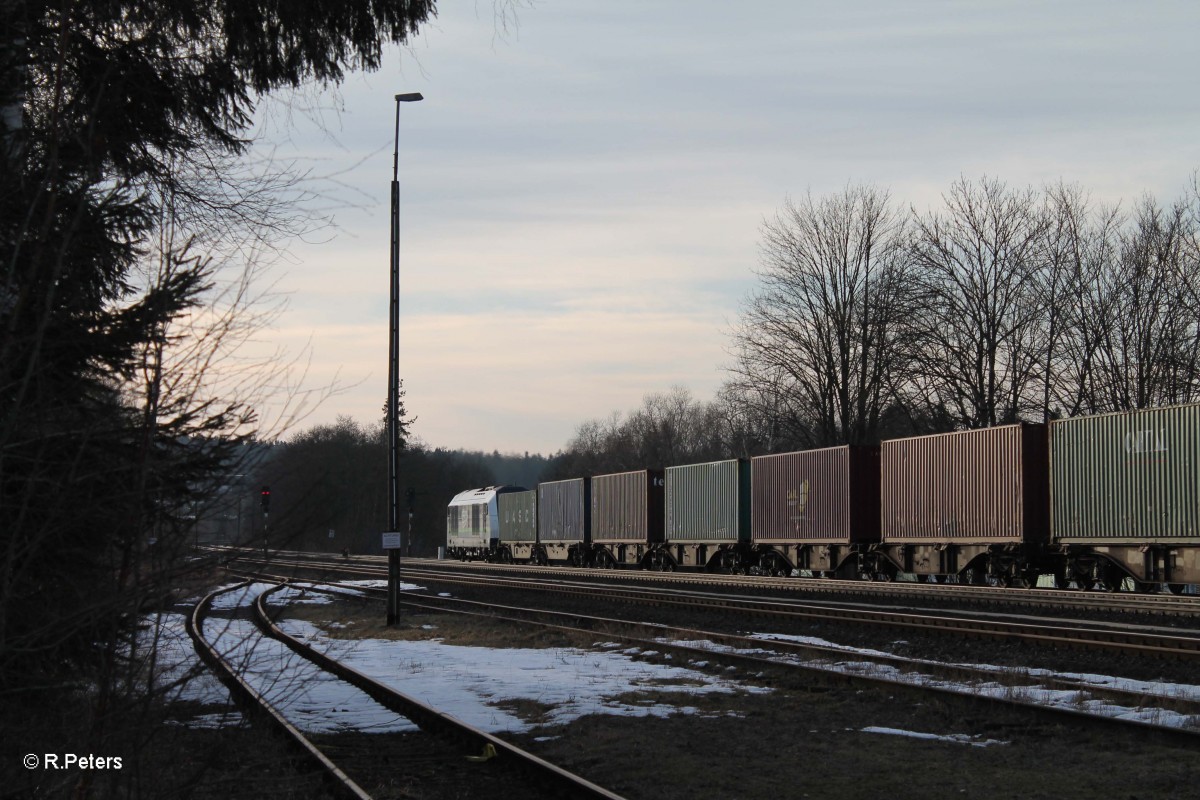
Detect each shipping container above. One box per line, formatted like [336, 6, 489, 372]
[537, 478, 590, 544]
[751, 446, 880, 544]
[881, 424, 1048, 545]
[1051, 403, 1200, 542]
[665, 459, 750, 542]
[591, 470, 665, 544]
[498, 489, 537, 543]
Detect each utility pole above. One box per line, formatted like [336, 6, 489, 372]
[260, 485, 270, 556]
[386, 92, 423, 625]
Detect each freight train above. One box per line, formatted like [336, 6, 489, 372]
[446, 403, 1200, 593]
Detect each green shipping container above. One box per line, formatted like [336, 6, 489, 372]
[665, 459, 750, 542]
[498, 489, 537, 543]
[1051, 403, 1200, 542]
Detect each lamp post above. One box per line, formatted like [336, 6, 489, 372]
[387, 92, 423, 625]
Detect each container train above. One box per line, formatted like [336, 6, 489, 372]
[446, 403, 1200, 592]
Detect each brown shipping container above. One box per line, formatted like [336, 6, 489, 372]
[881, 424, 1048, 544]
[751, 446, 880, 544]
[1051, 403, 1200, 542]
[537, 478, 590, 544]
[591, 470, 665, 544]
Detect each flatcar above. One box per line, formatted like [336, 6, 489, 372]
[537, 477, 590, 566]
[447, 402, 1200, 592]
[496, 489, 537, 563]
[863, 423, 1048, 587]
[1048, 404, 1199, 591]
[750, 446, 879, 578]
[590, 469, 664, 569]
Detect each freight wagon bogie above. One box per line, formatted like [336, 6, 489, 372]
[515, 542, 588, 567]
[585, 542, 675, 570]
[625, 541, 747, 573]
[861, 543, 1041, 588]
[1047, 544, 1199, 592]
[747, 543, 859, 579]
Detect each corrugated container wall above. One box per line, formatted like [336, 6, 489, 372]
[591, 470, 665, 543]
[498, 489, 537, 543]
[665, 459, 750, 542]
[751, 446, 880, 544]
[1051, 403, 1200, 542]
[537, 478, 590, 544]
[881, 424, 1048, 544]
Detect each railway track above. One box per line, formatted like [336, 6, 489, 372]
[222, 551, 1200, 661]
[213, 548, 1200, 618]
[233, 573, 1200, 741]
[187, 581, 627, 799]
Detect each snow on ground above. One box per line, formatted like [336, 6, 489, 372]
[206, 615, 420, 734]
[665, 632, 1200, 731]
[860, 727, 1008, 747]
[275, 616, 772, 734]
[157, 584, 418, 733]
[149, 583, 1200, 741]
[155, 583, 771, 735]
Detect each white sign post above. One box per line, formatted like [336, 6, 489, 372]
[382, 532, 402, 550]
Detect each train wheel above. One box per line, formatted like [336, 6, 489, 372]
[1167, 583, 1186, 595]
[760, 553, 786, 577]
[1011, 567, 1039, 589]
[961, 569, 986, 586]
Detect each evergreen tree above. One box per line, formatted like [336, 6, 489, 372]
[0, 0, 437, 704]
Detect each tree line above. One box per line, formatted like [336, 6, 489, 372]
[549, 176, 1200, 477]
[239, 414, 550, 558]
[1, 1, 437, 796]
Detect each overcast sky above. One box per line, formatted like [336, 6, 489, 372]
[254, 1, 1200, 454]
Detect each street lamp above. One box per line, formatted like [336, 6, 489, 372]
[387, 91, 422, 625]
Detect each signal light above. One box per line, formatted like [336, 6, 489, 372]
[260, 485, 271, 512]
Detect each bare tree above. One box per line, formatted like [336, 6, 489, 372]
[731, 185, 912, 447]
[1032, 183, 1121, 418]
[709, 375, 791, 458]
[908, 177, 1048, 428]
[624, 386, 722, 467]
[547, 387, 730, 478]
[1091, 194, 1200, 409]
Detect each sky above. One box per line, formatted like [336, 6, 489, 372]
[249, 1, 1200, 454]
